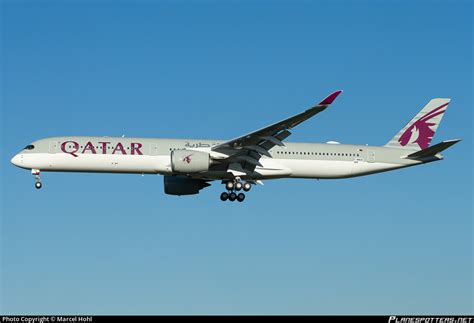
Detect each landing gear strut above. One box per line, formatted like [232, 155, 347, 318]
[220, 179, 251, 202]
[32, 169, 42, 189]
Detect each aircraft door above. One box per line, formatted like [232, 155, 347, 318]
[367, 150, 375, 163]
[49, 140, 60, 153]
[149, 143, 159, 156]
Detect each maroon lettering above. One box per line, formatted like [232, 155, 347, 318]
[60, 140, 144, 156]
[131, 142, 143, 155]
[98, 141, 110, 154]
[61, 141, 79, 157]
[82, 141, 97, 154]
[112, 142, 126, 155]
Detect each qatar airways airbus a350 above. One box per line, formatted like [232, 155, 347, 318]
[11, 91, 460, 202]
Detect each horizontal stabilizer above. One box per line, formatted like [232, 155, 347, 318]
[403, 139, 461, 159]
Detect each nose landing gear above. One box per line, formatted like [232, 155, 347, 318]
[220, 179, 251, 202]
[32, 169, 42, 189]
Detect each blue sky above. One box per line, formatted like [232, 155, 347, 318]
[1, 0, 472, 315]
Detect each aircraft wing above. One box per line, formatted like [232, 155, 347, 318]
[211, 90, 342, 172]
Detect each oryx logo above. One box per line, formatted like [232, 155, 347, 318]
[182, 154, 193, 164]
[398, 103, 448, 149]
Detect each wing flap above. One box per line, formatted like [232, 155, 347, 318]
[243, 145, 272, 157]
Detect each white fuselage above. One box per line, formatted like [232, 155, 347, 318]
[11, 136, 422, 180]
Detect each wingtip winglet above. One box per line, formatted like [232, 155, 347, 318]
[318, 90, 343, 105]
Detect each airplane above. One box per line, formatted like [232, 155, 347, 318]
[10, 90, 460, 202]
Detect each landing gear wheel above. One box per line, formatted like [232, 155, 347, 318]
[229, 192, 237, 201]
[220, 192, 229, 201]
[35, 182, 42, 189]
[225, 181, 234, 191]
[235, 182, 243, 191]
[237, 193, 245, 202]
[243, 182, 251, 192]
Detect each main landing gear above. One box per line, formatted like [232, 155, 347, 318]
[32, 169, 42, 189]
[220, 179, 252, 202]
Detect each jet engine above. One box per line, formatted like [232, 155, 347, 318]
[171, 150, 210, 173]
[164, 176, 210, 195]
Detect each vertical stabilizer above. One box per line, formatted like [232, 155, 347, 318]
[385, 98, 450, 150]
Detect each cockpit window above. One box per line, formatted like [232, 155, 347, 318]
[24, 145, 35, 150]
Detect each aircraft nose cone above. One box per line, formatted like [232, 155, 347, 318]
[11, 154, 21, 166]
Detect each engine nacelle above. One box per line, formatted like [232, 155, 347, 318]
[164, 176, 210, 195]
[171, 150, 210, 174]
